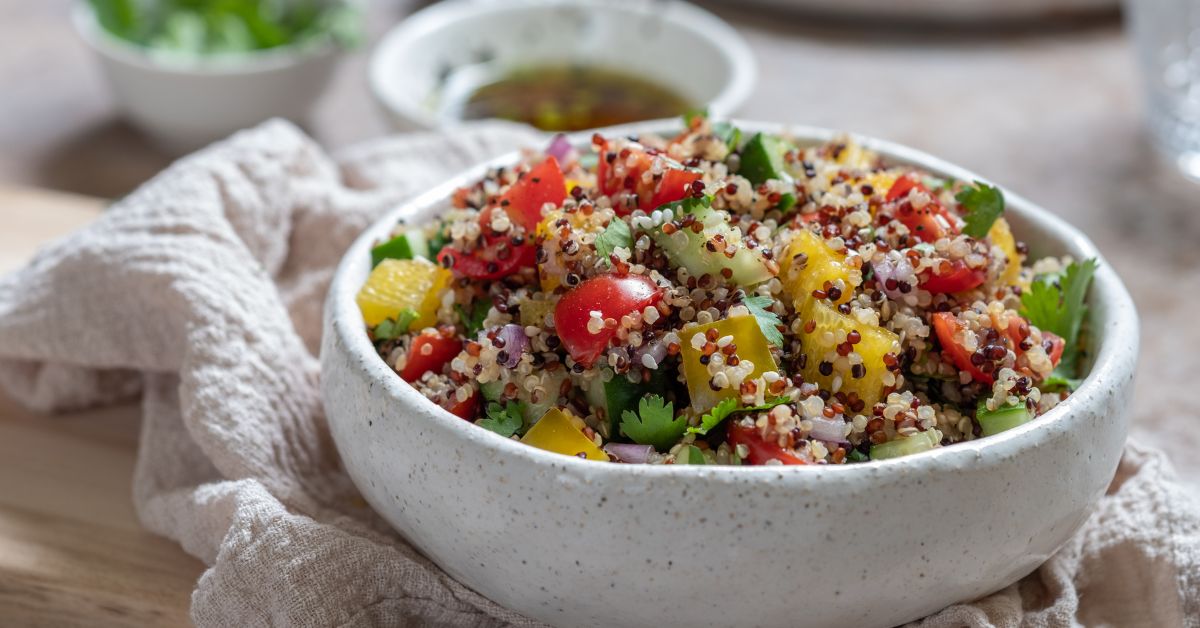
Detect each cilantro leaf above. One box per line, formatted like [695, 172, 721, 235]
[477, 401, 525, 438]
[1039, 370, 1083, 393]
[956, 181, 1005, 239]
[1020, 258, 1098, 377]
[620, 395, 686, 451]
[593, 218, 632, 265]
[372, 309, 418, 345]
[688, 396, 790, 436]
[742, 295, 784, 347]
[683, 445, 707, 465]
[455, 301, 490, 337]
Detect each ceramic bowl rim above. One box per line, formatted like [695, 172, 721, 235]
[367, 0, 758, 130]
[326, 119, 1139, 479]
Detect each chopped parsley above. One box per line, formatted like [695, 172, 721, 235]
[1020, 258, 1098, 377]
[455, 301, 490, 337]
[956, 181, 1005, 239]
[688, 396, 791, 436]
[593, 218, 632, 265]
[477, 401, 525, 438]
[620, 395, 686, 451]
[742, 295, 785, 347]
[372, 309, 417, 345]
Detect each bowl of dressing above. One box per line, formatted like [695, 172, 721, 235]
[368, 0, 756, 132]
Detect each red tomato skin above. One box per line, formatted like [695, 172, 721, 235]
[920, 260, 987, 294]
[931, 312, 995, 385]
[400, 329, 462, 383]
[446, 390, 479, 420]
[727, 422, 808, 465]
[499, 157, 565, 232]
[553, 275, 662, 367]
[1004, 317, 1065, 369]
[886, 174, 960, 243]
[649, 169, 703, 210]
[437, 242, 536, 281]
[1042, 331, 1065, 368]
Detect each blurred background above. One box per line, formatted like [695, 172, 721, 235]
[0, 0, 1197, 480]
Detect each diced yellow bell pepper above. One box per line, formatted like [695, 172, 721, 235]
[831, 140, 875, 169]
[521, 408, 608, 461]
[356, 258, 451, 329]
[679, 315, 779, 413]
[799, 299, 900, 410]
[783, 230, 858, 307]
[518, 297, 556, 328]
[988, 217, 1022, 287]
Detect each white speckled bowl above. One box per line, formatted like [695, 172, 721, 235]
[321, 121, 1139, 628]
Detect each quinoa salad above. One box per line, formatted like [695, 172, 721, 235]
[356, 116, 1097, 465]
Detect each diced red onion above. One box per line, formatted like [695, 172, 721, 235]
[603, 442, 654, 463]
[873, 253, 913, 300]
[545, 133, 575, 164]
[808, 416, 849, 444]
[632, 340, 668, 369]
[496, 324, 529, 368]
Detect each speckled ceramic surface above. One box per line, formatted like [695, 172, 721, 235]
[321, 121, 1139, 628]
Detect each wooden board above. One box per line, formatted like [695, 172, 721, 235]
[0, 185, 203, 627]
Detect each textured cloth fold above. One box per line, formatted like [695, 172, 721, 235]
[0, 120, 1195, 627]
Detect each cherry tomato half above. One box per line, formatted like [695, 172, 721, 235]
[920, 260, 987, 294]
[885, 173, 960, 243]
[931, 312, 994, 385]
[444, 389, 479, 420]
[400, 328, 463, 383]
[497, 157, 565, 232]
[553, 274, 662, 367]
[727, 422, 808, 465]
[437, 240, 536, 281]
[595, 138, 701, 214]
[1004, 317, 1066, 370]
[649, 168, 703, 210]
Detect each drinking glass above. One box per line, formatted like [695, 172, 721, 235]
[1127, 0, 1200, 180]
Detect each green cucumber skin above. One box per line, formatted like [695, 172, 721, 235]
[977, 403, 1032, 437]
[738, 133, 787, 185]
[651, 204, 772, 287]
[370, 230, 430, 266]
[870, 430, 938, 460]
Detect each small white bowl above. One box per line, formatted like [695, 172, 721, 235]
[322, 121, 1139, 628]
[369, 0, 757, 131]
[73, 3, 343, 154]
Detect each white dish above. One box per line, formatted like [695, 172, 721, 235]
[72, 3, 343, 154]
[369, 0, 756, 131]
[732, 0, 1116, 21]
[321, 120, 1139, 628]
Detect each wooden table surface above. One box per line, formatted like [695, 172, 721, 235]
[0, 186, 205, 627]
[2, 2, 1199, 627]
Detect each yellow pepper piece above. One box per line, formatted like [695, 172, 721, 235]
[988, 217, 1022, 287]
[799, 300, 900, 410]
[783, 230, 858, 307]
[679, 315, 779, 413]
[518, 297, 556, 328]
[832, 140, 875, 169]
[521, 408, 608, 461]
[356, 258, 451, 329]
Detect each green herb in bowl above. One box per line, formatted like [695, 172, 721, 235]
[87, 0, 361, 55]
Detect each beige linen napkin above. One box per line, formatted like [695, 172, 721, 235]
[0, 120, 1195, 627]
